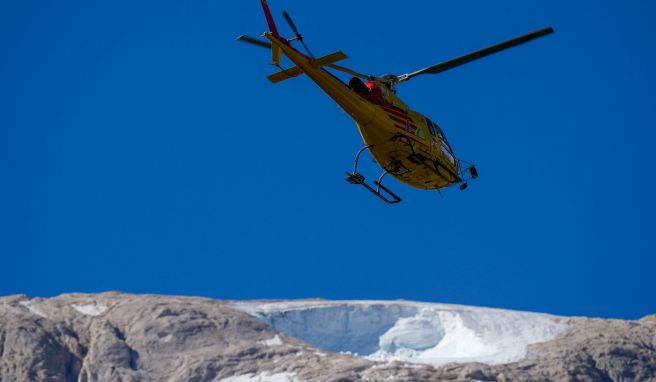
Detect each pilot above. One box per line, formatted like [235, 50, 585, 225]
[348, 77, 369, 96]
[365, 81, 386, 105]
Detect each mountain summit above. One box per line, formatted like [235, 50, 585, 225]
[1, 293, 654, 381]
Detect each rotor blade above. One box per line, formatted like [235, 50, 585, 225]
[236, 35, 272, 49]
[325, 63, 369, 80]
[281, 10, 315, 58]
[299, 40, 315, 59]
[282, 11, 301, 37]
[400, 26, 554, 82]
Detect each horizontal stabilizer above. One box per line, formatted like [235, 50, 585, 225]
[267, 51, 348, 83]
[311, 50, 347, 68]
[268, 66, 304, 83]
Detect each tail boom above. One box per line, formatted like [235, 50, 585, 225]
[263, 33, 376, 125]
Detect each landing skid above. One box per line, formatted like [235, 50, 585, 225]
[345, 146, 402, 204]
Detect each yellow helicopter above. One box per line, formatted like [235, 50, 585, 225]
[238, 0, 553, 203]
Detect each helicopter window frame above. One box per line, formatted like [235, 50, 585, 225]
[432, 120, 451, 146]
[429, 118, 456, 159]
[441, 142, 456, 164]
[426, 119, 437, 137]
[434, 122, 445, 140]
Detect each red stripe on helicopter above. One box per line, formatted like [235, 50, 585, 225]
[386, 111, 410, 119]
[391, 121, 421, 137]
[390, 115, 419, 131]
[388, 115, 411, 125]
[383, 105, 408, 115]
[383, 107, 410, 119]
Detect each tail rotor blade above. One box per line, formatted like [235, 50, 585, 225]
[300, 40, 315, 59]
[282, 11, 300, 37]
[282, 10, 315, 58]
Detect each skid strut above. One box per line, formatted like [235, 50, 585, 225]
[345, 146, 402, 204]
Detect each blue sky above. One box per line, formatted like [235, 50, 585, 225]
[1, 0, 654, 319]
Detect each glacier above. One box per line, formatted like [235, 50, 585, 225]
[233, 300, 567, 367]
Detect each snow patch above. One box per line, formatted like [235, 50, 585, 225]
[161, 334, 174, 343]
[72, 303, 107, 316]
[259, 335, 283, 346]
[19, 300, 47, 318]
[233, 300, 567, 367]
[218, 372, 301, 382]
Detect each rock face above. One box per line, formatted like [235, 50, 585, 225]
[0, 293, 654, 382]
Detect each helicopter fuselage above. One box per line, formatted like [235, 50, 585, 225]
[265, 32, 461, 190]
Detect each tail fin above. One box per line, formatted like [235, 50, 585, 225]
[260, 0, 280, 37]
[271, 43, 282, 66]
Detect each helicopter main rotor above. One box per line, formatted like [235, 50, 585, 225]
[237, 12, 554, 88]
[385, 26, 554, 86]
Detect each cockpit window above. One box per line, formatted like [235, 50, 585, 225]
[433, 121, 445, 141]
[427, 119, 448, 142]
[428, 118, 455, 159]
[426, 118, 437, 137]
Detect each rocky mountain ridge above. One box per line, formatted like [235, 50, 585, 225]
[0, 293, 654, 381]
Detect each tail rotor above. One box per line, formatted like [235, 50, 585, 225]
[282, 11, 315, 58]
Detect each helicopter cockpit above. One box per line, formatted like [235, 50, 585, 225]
[348, 76, 410, 110]
[348, 77, 387, 105]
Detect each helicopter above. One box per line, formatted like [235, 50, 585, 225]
[238, 0, 553, 204]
